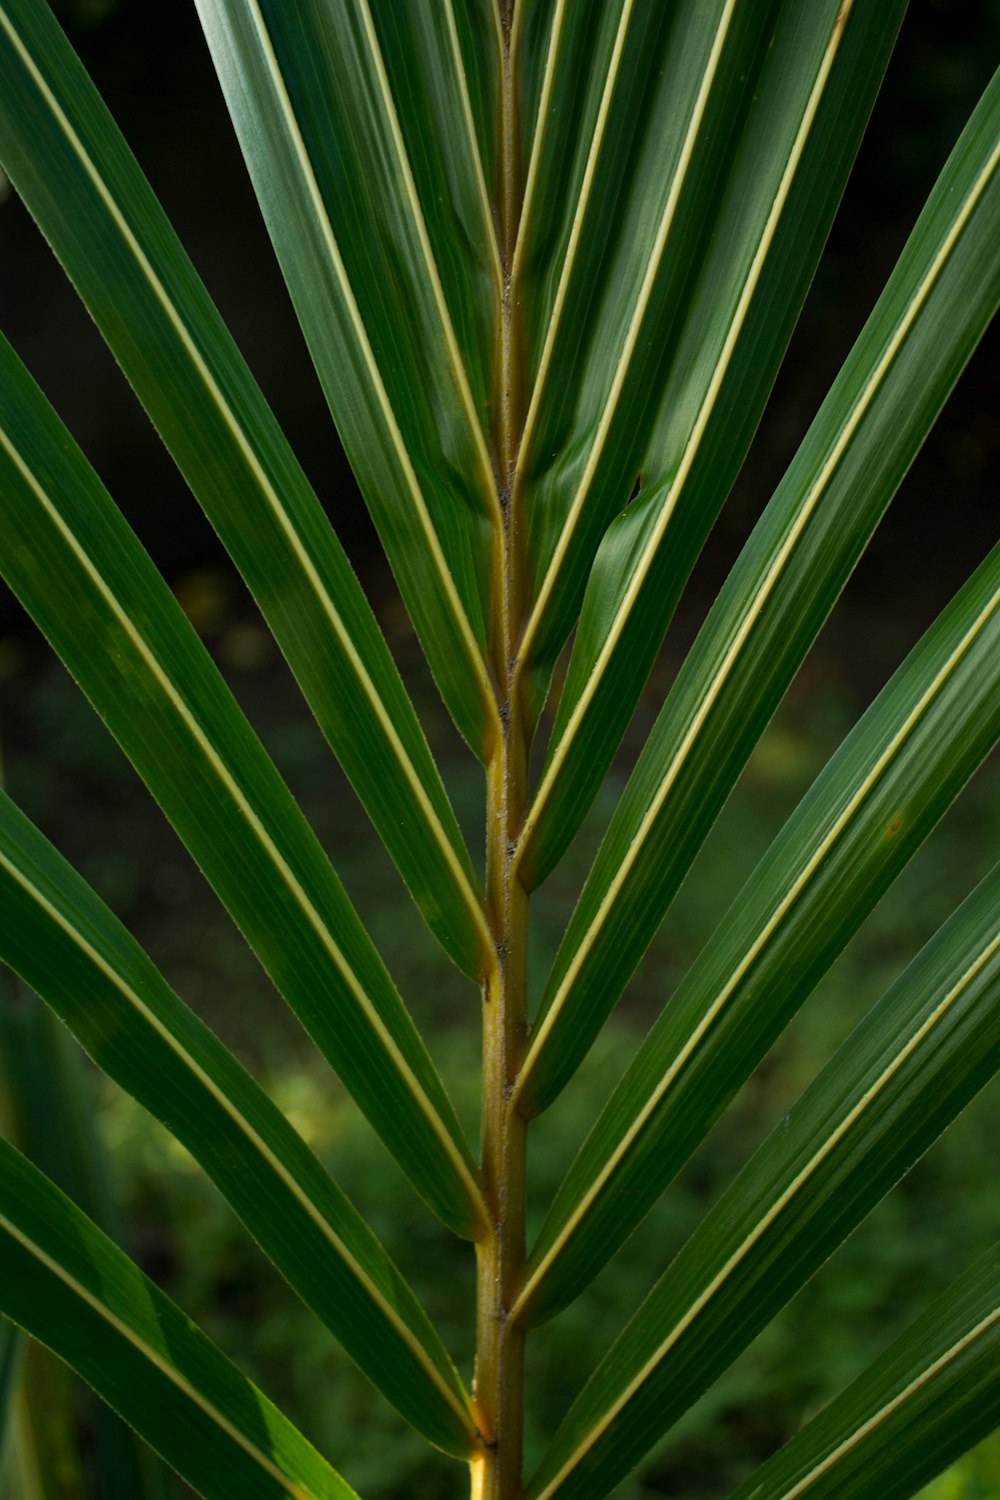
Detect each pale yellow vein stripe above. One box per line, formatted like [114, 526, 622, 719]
[0, 846, 479, 1444]
[777, 1310, 1000, 1499]
[0, 1211, 321, 1499]
[442, 0, 504, 292]
[516, 0, 738, 669]
[512, 0, 637, 459]
[356, 0, 501, 519]
[531, 929, 1000, 1500]
[0, 419, 488, 1239]
[519, 4, 852, 856]
[513, 138, 999, 1109]
[517, 584, 1000, 1333]
[238, 0, 498, 728]
[510, 0, 569, 288]
[0, 5, 492, 963]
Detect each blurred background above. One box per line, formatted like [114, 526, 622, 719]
[0, 0, 998, 1496]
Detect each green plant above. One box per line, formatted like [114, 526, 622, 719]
[0, 1, 997, 1497]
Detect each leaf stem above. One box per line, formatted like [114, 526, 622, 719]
[475, 12, 528, 1489]
[475, 725, 528, 1493]
[476, 553, 528, 1495]
[477, 485, 529, 1498]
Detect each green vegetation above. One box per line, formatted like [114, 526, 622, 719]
[0, 4, 998, 1499]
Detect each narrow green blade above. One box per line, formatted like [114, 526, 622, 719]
[510, 1, 904, 724]
[0, 0, 492, 979]
[516, 72, 1000, 1110]
[729, 1245, 1000, 1500]
[0, 1136, 360, 1500]
[0, 332, 486, 1243]
[194, 0, 504, 754]
[0, 793, 480, 1458]
[364, 0, 501, 420]
[517, 542, 1000, 1324]
[518, 0, 910, 883]
[450, 0, 501, 198]
[527, 861, 1000, 1500]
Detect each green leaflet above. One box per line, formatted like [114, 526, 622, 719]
[510, 1, 905, 726]
[515, 67, 1000, 1113]
[527, 858, 1000, 1500]
[0, 792, 479, 1458]
[194, 0, 504, 755]
[517, 541, 1000, 1326]
[518, 0, 908, 884]
[367, 0, 501, 423]
[0, 331, 485, 1243]
[0, 1137, 360, 1500]
[514, 0, 763, 706]
[446, 0, 501, 197]
[729, 1244, 1000, 1500]
[0, 0, 491, 979]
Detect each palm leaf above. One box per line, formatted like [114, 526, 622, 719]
[194, 0, 505, 754]
[510, 0, 906, 727]
[0, 3, 996, 1497]
[729, 1244, 1000, 1500]
[515, 67, 1000, 1113]
[0, 330, 485, 1242]
[0, 1136, 361, 1500]
[0, 0, 492, 979]
[0, 791, 479, 1458]
[517, 0, 931, 884]
[527, 856, 1000, 1500]
[517, 540, 1000, 1325]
